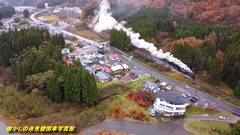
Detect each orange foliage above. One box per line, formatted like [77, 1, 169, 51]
[137, 99, 149, 107]
[135, 110, 143, 117]
[112, 105, 125, 119]
[131, 94, 139, 101]
[124, 92, 132, 100]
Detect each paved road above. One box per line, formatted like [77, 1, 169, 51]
[83, 119, 191, 135]
[83, 116, 239, 135]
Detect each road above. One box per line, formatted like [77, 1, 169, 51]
[31, 9, 240, 117]
[84, 118, 191, 135]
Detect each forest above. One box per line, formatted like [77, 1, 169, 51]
[0, 28, 98, 106]
[109, 7, 240, 98]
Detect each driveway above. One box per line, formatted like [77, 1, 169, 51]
[83, 119, 191, 135]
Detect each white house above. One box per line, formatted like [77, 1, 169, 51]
[153, 91, 190, 116]
[111, 65, 123, 73]
[84, 50, 96, 59]
[122, 64, 130, 71]
[61, 48, 70, 54]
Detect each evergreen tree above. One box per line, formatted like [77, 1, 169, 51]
[23, 9, 29, 18]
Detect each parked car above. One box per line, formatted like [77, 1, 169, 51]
[190, 98, 197, 102]
[191, 96, 198, 101]
[219, 116, 226, 120]
[150, 106, 155, 117]
[185, 93, 191, 97]
[181, 93, 187, 98]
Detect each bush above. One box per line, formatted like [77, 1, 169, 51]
[111, 105, 125, 119]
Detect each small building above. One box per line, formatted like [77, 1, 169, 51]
[153, 91, 190, 116]
[108, 54, 119, 60]
[130, 75, 139, 82]
[111, 65, 123, 73]
[125, 71, 134, 76]
[121, 75, 132, 84]
[143, 81, 159, 92]
[122, 64, 130, 71]
[81, 59, 94, 67]
[85, 66, 94, 74]
[95, 71, 110, 83]
[106, 61, 120, 67]
[84, 50, 96, 59]
[95, 54, 105, 64]
[61, 48, 70, 54]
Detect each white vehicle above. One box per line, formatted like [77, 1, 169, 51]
[185, 93, 191, 97]
[181, 93, 187, 98]
[160, 82, 167, 87]
[186, 85, 190, 89]
[219, 116, 226, 120]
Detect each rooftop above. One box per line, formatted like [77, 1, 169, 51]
[111, 65, 123, 71]
[108, 54, 119, 58]
[95, 71, 110, 79]
[157, 91, 188, 104]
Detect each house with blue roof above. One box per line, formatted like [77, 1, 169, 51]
[61, 48, 70, 55]
[85, 66, 94, 74]
[81, 59, 94, 67]
[143, 81, 160, 93]
[95, 71, 110, 83]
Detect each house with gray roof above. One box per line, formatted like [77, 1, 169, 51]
[153, 91, 190, 116]
[95, 54, 105, 64]
[95, 71, 110, 83]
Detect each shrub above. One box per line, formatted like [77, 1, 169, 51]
[124, 92, 132, 100]
[131, 94, 139, 101]
[112, 105, 125, 119]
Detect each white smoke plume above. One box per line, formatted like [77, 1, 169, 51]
[92, 0, 193, 73]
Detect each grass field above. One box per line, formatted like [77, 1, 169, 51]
[184, 121, 231, 135]
[37, 15, 59, 23]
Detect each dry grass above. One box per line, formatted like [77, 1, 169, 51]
[95, 129, 129, 135]
[37, 15, 59, 23]
[184, 121, 231, 135]
[210, 108, 234, 119]
[65, 29, 106, 41]
[217, 82, 234, 96]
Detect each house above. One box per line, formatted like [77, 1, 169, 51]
[143, 81, 159, 92]
[130, 75, 139, 82]
[95, 54, 105, 64]
[125, 71, 134, 76]
[153, 91, 190, 116]
[111, 65, 123, 73]
[95, 71, 110, 83]
[81, 59, 94, 67]
[106, 61, 120, 67]
[84, 50, 96, 59]
[85, 66, 94, 74]
[61, 48, 70, 54]
[53, 6, 63, 13]
[108, 54, 119, 60]
[65, 60, 73, 66]
[122, 64, 130, 71]
[121, 75, 132, 84]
